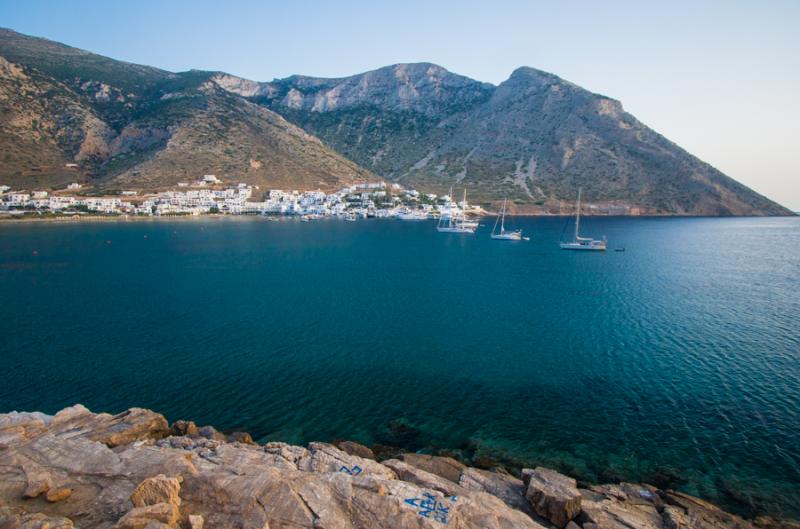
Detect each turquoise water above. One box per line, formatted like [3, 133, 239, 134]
[1, 216, 798, 518]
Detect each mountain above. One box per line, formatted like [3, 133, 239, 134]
[0, 28, 374, 193]
[220, 65, 791, 215]
[0, 28, 792, 215]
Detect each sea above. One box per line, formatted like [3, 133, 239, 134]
[1, 215, 798, 518]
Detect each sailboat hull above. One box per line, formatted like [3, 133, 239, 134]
[560, 241, 606, 251]
[491, 232, 524, 240]
[437, 226, 476, 233]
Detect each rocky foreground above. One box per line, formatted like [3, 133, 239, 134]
[0, 406, 795, 529]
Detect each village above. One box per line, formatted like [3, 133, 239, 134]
[0, 175, 480, 220]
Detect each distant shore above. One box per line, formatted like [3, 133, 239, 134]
[1, 212, 796, 224]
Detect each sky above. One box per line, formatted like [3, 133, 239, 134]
[2, 0, 798, 210]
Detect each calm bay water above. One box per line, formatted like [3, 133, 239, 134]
[1, 216, 798, 518]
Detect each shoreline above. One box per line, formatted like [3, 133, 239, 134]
[1, 405, 796, 529]
[0, 212, 796, 225]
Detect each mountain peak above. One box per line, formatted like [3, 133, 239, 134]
[506, 66, 572, 88]
[258, 62, 493, 115]
[0, 28, 791, 215]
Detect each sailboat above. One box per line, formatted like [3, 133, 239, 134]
[559, 189, 607, 251]
[437, 188, 476, 233]
[459, 189, 480, 229]
[491, 199, 527, 240]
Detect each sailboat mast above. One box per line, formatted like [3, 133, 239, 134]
[501, 199, 506, 233]
[446, 186, 454, 228]
[575, 188, 582, 241]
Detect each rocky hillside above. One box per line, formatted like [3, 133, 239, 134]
[0, 28, 374, 193]
[221, 65, 792, 215]
[0, 27, 792, 214]
[1, 405, 794, 529]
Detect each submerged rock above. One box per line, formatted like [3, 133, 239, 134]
[754, 516, 800, 529]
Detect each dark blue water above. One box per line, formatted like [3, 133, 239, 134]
[1, 216, 798, 518]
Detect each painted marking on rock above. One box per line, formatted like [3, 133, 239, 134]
[404, 493, 450, 524]
[339, 465, 363, 476]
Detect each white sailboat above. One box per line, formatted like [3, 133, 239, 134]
[559, 189, 607, 251]
[437, 188, 476, 233]
[459, 188, 480, 228]
[491, 199, 527, 241]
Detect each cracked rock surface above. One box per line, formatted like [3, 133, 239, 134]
[0, 405, 787, 529]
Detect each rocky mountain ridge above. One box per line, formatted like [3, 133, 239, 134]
[1, 405, 796, 529]
[224, 64, 791, 215]
[0, 27, 793, 215]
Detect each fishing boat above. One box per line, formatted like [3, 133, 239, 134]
[437, 188, 476, 233]
[491, 199, 527, 241]
[559, 189, 607, 251]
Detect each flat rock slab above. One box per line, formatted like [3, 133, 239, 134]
[400, 454, 466, 483]
[459, 467, 533, 515]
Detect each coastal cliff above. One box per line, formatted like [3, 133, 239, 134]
[0, 406, 795, 529]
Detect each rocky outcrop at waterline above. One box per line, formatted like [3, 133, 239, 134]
[0, 405, 795, 529]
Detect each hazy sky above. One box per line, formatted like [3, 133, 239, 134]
[2, 0, 798, 209]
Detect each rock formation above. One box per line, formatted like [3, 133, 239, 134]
[523, 467, 583, 527]
[0, 405, 792, 529]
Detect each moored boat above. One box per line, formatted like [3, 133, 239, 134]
[559, 189, 606, 251]
[491, 199, 528, 241]
[437, 188, 476, 233]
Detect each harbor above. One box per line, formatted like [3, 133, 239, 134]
[0, 178, 481, 221]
